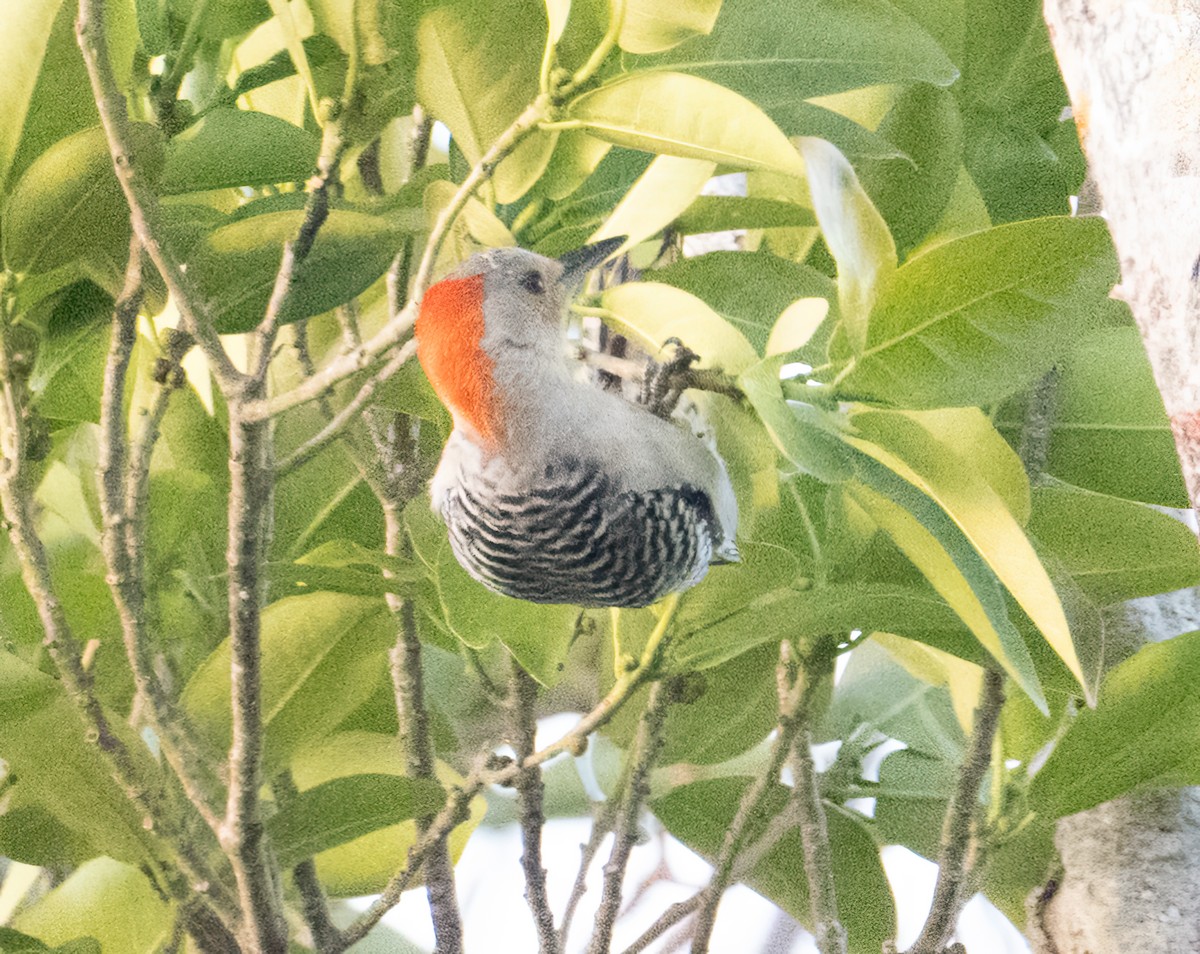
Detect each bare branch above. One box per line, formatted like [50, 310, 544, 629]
[98, 239, 225, 835]
[906, 668, 1005, 954]
[785, 643, 847, 954]
[383, 492, 462, 951]
[274, 771, 341, 950]
[690, 641, 833, 953]
[618, 896, 704, 954]
[335, 770, 486, 950]
[586, 680, 673, 954]
[220, 408, 287, 952]
[277, 341, 416, 476]
[509, 657, 559, 954]
[254, 117, 349, 381]
[558, 792, 622, 948]
[76, 0, 244, 393]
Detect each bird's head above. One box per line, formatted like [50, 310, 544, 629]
[415, 239, 623, 446]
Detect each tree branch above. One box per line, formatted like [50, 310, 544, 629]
[274, 771, 340, 951]
[76, 0, 244, 394]
[220, 406, 287, 953]
[784, 644, 846, 954]
[509, 657, 559, 954]
[276, 341, 415, 476]
[340, 596, 683, 946]
[558, 788, 622, 948]
[906, 668, 1005, 954]
[586, 679, 672, 954]
[98, 238, 225, 835]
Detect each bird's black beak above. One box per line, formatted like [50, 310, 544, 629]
[557, 236, 625, 288]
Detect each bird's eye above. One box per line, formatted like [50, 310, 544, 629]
[519, 270, 545, 295]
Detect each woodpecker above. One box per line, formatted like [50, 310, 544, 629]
[414, 239, 739, 609]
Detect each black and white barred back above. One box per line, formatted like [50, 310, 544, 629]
[439, 456, 719, 608]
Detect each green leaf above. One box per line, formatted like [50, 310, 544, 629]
[271, 773, 446, 869]
[290, 732, 486, 897]
[657, 642, 780, 765]
[799, 137, 896, 355]
[1028, 483, 1200, 605]
[674, 196, 816, 236]
[160, 108, 319, 193]
[186, 209, 405, 333]
[1010, 327, 1187, 507]
[525, 147, 652, 254]
[28, 281, 114, 424]
[13, 858, 170, 953]
[844, 465, 1045, 710]
[3, 124, 164, 274]
[296, 539, 420, 577]
[652, 777, 895, 954]
[182, 593, 397, 773]
[871, 748, 956, 858]
[405, 499, 577, 685]
[650, 251, 836, 355]
[170, 0, 272, 37]
[600, 282, 758, 372]
[0, 0, 66, 191]
[832, 216, 1119, 407]
[0, 650, 151, 865]
[739, 356, 853, 484]
[850, 410, 1081, 697]
[619, 0, 722, 53]
[1030, 630, 1200, 818]
[820, 640, 966, 762]
[416, 0, 549, 203]
[639, 0, 957, 101]
[673, 582, 984, 672]
[569, 72, 805, 176]
[590, 155, 716, 251]
[2, 0, 107, 196]
[854, 83, 964, 256]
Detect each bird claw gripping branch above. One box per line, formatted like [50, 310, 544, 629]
[413, 240, 740, 609]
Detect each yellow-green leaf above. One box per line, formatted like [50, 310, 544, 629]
[798, 136, 896, 355]
[569, 71, 805, 176]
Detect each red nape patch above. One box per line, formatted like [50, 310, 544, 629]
[415, 273, 500, 445]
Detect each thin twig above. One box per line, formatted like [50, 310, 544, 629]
[76, 0, 243, 393]
[254, 117, 348, 380]
[558, 791, 623, 947]
[385, 503, 463, 952]
[785, 645, 847, 954]
[906, 668, 1005, 954]
[276, 340, 416, 476]
[97, 239, 225, 835]
[586, 680, 673, 954]
[341, 596, 684, 947]
[619, 896, 705, 954]
[510, 657, 559, 954]
[274, 771, 341, 950]
[334, 767, 485, 951]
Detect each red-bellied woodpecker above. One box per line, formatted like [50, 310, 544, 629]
[415, 239, 739, 608]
